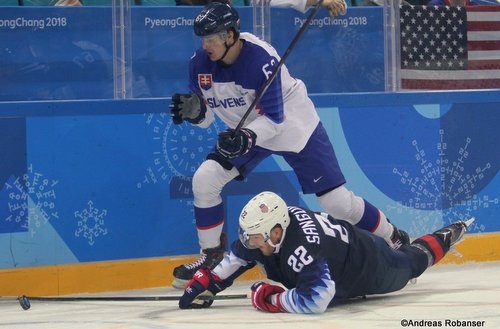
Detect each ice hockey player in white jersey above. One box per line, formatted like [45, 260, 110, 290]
[178, 192, 474, 313]
[270, 0, 347, 17]
[169, 2, 409, 288]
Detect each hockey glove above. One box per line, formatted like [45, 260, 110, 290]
[323, 0, 347, 17]
[216, 128, 257, 159]
[250, 281, 285, 313]
[178, 267, 227, 309]
[170, 93, 207, 125]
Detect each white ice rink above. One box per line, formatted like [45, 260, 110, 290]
[2, 262, 500, 329]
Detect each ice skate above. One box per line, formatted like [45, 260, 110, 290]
[411, 218, 474, 267]
[172, 234, 226, 289]
[434, 217, 474, 250]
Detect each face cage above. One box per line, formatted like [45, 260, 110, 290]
[238, 226, 269, 250]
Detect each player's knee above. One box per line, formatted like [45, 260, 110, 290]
[317, 185, 357, 220]
[192, 160, 238, 204]
[192, 160, 220, 199]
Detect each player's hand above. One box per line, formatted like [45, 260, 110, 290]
[250, 281, 285, 313]
[322, 0, 347, 17]
[170, 93, 206, 125]
[216, 128, 257, 159]
[178, 267, 227, 309]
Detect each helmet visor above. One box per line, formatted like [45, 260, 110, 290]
[200, 31, 227, 47]
[238, 226, 267, 249]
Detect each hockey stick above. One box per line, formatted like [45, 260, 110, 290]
[17, 294, 248, 310]
[233, 0, 324, 135]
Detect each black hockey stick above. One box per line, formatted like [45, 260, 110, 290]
[233, 0, 324, 135]
[17, 294, 248, 310]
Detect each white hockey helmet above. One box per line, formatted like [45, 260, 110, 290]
[238, 191, 290, 249]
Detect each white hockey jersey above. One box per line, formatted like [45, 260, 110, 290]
[188, 32, 320, 153]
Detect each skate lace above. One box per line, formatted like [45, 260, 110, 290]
[390, 225, 410, 250]
[184, 253, 207, 270]
[391, 240, 403, 250]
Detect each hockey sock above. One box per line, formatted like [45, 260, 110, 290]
[411, 234, 449, 265]
[355, 201, 393, 240]
[195, 203, 224, 249]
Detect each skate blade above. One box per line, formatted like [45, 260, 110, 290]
[447, 218, 474, 257]
[449, 248, 463, 258]
[463, 217, 475, 229]
[448, 218, 474, 258]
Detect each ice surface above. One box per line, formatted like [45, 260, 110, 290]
[2, 262, 499, 329]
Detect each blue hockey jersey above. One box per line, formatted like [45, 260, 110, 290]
[212, 207, 386, 314]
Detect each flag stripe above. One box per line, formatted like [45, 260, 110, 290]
[466, 5, 500, 12]
[468, 31, 500, 42]
[401, 78, 500, 90]
[469, 59, 500, 69]
[469, 50, 500, 60]
[467, 11, 500, 20]
[467, 21, 500, 32]
[468, 40, 500, 51]
[401, 69, 500, 79]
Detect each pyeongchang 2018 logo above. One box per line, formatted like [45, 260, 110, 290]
[144, 16, 194, 29]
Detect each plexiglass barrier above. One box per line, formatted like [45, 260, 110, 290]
[112, 0, 133, 99]
[0, 2, 498, 102]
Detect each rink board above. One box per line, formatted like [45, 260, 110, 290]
[0, 233, 499, 296]
[0, 91, 499, 296]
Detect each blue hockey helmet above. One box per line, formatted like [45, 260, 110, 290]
[193, 2, 240, 38]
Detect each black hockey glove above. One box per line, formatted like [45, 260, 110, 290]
[216, 128, 257, 159]
[170, 93, 207, 125]
[178, 267, 228, 309]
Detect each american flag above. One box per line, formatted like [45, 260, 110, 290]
[400, 5, 500, 90]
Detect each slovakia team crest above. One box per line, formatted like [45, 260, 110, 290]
[198, 74, 213, 91]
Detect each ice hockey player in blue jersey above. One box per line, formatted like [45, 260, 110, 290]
[169, 2, 409, 288]
[178, 191, 474, 313]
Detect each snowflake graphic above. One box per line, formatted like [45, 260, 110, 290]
[2, 164, 59, 236]
[389, 129, 497, 235]
[74, 200, 108, 246]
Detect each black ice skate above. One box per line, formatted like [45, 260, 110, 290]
[411, 218, 475, 267]
[434, 217, 474, 250]
[390, 224, 410, 250]
[172, 234, 227, 289]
